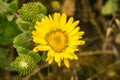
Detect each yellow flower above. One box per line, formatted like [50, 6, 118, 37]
[32, 13, 85, 68]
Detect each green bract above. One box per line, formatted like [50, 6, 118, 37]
[18, 2, 47, 22]
[11, 54, 35, 75]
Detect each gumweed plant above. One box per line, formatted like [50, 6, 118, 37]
[8, 2, 85, 75]
[32, 13, 85, 68]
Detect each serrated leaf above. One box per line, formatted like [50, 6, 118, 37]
[13, 31, 31, 48]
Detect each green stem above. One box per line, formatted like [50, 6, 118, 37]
[48, 64, 50, 80]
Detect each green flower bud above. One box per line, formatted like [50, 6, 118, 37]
[11, 54, 35, 75]
[18, 2, 47, 22]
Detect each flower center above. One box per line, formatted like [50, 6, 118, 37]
[46, 31, 67, 53]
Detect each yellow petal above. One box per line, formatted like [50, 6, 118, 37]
[47, 50, 55, 64]
[43, 16, 54, 30]
[70, 53, 78, 60]
[49, 15, 56, 29]
[34, 27, 45, 35]
[34, 25, 48, 35]
[61, 52, 67, 58]
[68, 40, 85, 46]
[47, 57, 54, 64]
[55, 53, 61, 62]
[35, 20, 49, 33]
[79, 40, 85, 45]
[65, 47, 75, 53]
[60, 13, 67, 29]
[69, 45, 79, 51]
[33, 38, 47, 45]
[57, 62, 61, 67]
[77, 31, 85, 37]
[66, 21, 79, 34]
[68, 35, 79, 41]
[62, 17, 73, 31]
[64, 59, 70, 68]
[33, 45, 50, 52]
[68, 27, 80, 37]
[36, 21, 41, 26]
[32, 32, 44, 38]
[59, 53, 63, 60]
[61, 52, 73, 60]
[66, 53, 74, 60]
[54, 13, 60, 28]
[47, 50, 55, 57]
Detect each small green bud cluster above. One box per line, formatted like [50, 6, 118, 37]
[11, 54, 35, 75]
[18, 2, 47, 22]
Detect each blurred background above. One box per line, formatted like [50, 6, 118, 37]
[0, 0, 120, 80]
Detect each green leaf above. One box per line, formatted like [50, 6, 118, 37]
[0, 48, 9, 57]
[0, 48, 13, 70]
[13, 31, 31, 48]
[0, 0, 9, 14]
[0, 15, 21, 45]
[7, 14, 14, 22]
[16, 17, 31, 32]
